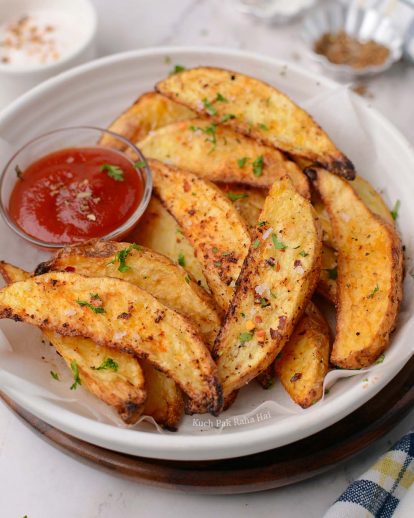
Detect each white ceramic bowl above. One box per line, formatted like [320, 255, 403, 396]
[0, 0, 97, 109]
[0, 47, 413, 461]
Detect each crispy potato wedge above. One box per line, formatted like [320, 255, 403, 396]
[156, 67, 354, 179]
[150, 159, 251, 312]
[0, 271, 222, 413]
[36, 240, 221, 347]
[213, 176, 322, 398]
[140, 360, 184, 430]
[218, 183, 267, 233]
[0, 262, 146, 424]
[127, 197, 209, 291]
[138, 119, 310, 197]
[315, 168, 403, 368]
[99, 92, 195, 151]
[317, 245, 338, 304]
[274, 302, 331, 408]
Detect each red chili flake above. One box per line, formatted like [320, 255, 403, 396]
[290, 372, 302, 383]
[64, 266, 76, 272]
[255, 315, 263, 323]
[275, 262, 281, 272]
[183, 180, 191, 192]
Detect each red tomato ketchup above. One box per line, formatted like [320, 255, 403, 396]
[9, 147, 144, 244]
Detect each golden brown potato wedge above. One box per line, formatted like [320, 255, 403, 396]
[274, 302, 331, 408]
[127, 197, 209, 291]
[0, 271, 222, 413]
[100, 92, 195, 151]
[150, 159, 251, 312]
[317, 245, 338, 304]
[315, 168, 403, 368]
[213, 176, 322, 398]
[36, 240, 221, 347]
[218, 183, 267, 233]
[156, 67, 354, 179]
[0, 262, 146, 424]
[138, 119, 310, 197]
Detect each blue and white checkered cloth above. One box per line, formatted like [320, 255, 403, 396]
[324, 432, 414, 518]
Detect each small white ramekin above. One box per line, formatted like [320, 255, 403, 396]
[0, 0, 97, 109]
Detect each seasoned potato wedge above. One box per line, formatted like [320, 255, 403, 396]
[36, 240, 221, 347]
[0, 262, 146, 424]
[156, 67, 354, 179]
[127, 197, 209, 291]
[317, 245, 338, 304]
[213, 177, 322, 398]
[100, 92, 195, 151]
[315, 169, 403, 368]
[138, 119, 310, 197]
[150, 159, 251, 312]
[218, 183, 267, 233]
[0, 271, 222, 413]
[274, 302, 331, 408]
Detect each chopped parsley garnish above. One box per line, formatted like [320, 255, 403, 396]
[391, 200, 400, 220]
[214, 260, 222, 267]
[299, 251, 309, 257]
[101, 163, 124, 182]
[252, 155, 264, 177]
[227, 192, 248, 202]
[190, 123, 218, 148]
[375, 353, 385, 364]
[178, 252, 186, 267]
[92, 357, 119, 372]
[239, 332, 253, 342]
[241, 312, 246, 318]
[202, 98, 217, 116]
[15, 165, 23, 180]
[221, 114, 236, 123]
[134, 160, 146, 168]
[252, 238, 261, 249]
[258, 123, 269, 131]
[70, 360, 81, 390]
[260, 297, 271, 308]
[325, 266, 338, 280]
[108, 243, 140, 272]
[212, 246, 219, 254]
[50, 370, 59, 381]
[76, 293, 105, 314]
[272, 233, 287, 250]
[258, 220, 268, 227]
[270, 290, 277, 299]
[216, 93, 228, 102]
[184, 274, 191, 284]
[169, 64, 186, 75]
[237, 157, 248, 168]
[368, 284, 379, 299]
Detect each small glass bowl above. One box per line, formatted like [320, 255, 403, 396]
[0, 126, 153, 249]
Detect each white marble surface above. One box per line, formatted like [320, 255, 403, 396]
[0, 1, 413, 517]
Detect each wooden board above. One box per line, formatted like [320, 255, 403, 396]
[2, 355, 414, 494]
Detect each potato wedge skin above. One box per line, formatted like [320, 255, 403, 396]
[139, 119, 310, 197]
[150, 159, 251, 312]
[213, 177, 322, 397]
[36, 240, 221, 348]
[274, 302, 331, 408]
[156, 67, 354, 179]
[0, 262, 146, 424]
[0, 271, 222, 413]
[99, 92, 195, 151]
[315, 169, 403, 368]
[127, 197, 209, 291]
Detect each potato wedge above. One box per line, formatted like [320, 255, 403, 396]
[218, 183, 267, 233]
[213, 176, 322, 398]
[274, 302, 331, 408]
[127, 197, 209, 291]
[156, 67, 354, 179]
[150, 159, 251, 312]
[352, 175, 394, 225]
[138, 119, 310, 197]
[0, 262, 146, 424]
[0, 271, 222, 413]
[36, 240, 221, 347]
[317, 245, 338, 304]
[99, 92, 195, 151]
[315, 168, 403, 368]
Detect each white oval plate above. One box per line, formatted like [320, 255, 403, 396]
[0, 47, 413, 461]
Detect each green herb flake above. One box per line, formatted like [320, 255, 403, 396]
[260, 297, 271, 308]
[92, 358, 119, 372]
[134, 160, 146, 168]
[76, 297, 105, 314]
[227, 192, 248, 202]
[258, 220, 268, 227]
[216, 93, 228, 102]
[108, 243, 140, 272]
[178, 253, 186, 267]
[375, 354, 385, 365]
[391, 200, 400, 220]
[252, 238, 261, 249]
[272, 233, 287, 250]
[276, 352, 283, 360]
[202, 97, 217, 116]
[70, 360, 81, 390]
[221, 114, 236, 123]
[299, 251, 309, 257]
[237, 157, 248, 168]
[241, 312, 246, 318]
[212, 246, 219, 254]
[184, 274, 191, 284]
[325, 266, 338, 280]
[214, 261, 222, 267]
[324, 388, 330, 395]
[368, 284, 379, 299]
[169, 64, 186, 75]
[258, 123, 269, 131]
[15, 165, 23, 180]
[101, 163, 124, 182]
[239, 332, 253, 343]
[270, 290, 277, 299]
[50, 370, 59, 381]
[252, 155, 264, 177]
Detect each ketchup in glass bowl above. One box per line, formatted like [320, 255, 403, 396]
[0, 127, 152, 249]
